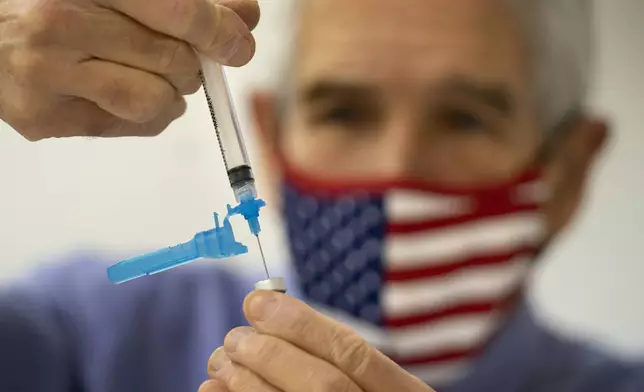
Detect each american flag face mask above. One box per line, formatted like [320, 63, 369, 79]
[282, 165, 550, 386]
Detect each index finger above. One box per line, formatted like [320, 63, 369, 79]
[95, 0, 256, 65]
[243, 292, 434, 392]
[219, 0, 261, 30]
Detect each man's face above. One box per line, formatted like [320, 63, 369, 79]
[283, 0, 539, 186]
[254, 0, 607, 234]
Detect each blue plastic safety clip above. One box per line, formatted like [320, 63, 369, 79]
[107, 197, 266, 284]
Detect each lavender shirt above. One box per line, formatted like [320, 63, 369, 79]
[1, 255, 642, 392]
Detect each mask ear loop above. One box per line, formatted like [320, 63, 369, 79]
[535, 108, 585, 164]
[529, 108, 585, 253]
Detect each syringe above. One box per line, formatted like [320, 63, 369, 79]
[199, 56, 278, 287]
[105, 58, 285, 293]
[199, 58, 256, 203]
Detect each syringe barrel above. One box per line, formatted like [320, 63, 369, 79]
[200, 56, 255, 189]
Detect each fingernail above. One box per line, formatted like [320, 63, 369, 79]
[224, 328, 251, 353]
[248, 292, 279, 322]
[209, 347, 230, 372]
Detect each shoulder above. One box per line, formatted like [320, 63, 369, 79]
[0, 254, 260, 390]
[527, 317, 644, 392]
[462, 303, 644, 392]
[0, 270, 73, 391]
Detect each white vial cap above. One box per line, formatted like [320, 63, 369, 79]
[254, 277, 287, 293]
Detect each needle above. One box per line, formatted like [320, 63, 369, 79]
[256, 235, 270, 279]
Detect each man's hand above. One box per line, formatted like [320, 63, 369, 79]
[0, 0, 259, 140]
[201, 291, 436, 392]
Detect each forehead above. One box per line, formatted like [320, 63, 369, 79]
[295, 0, 531, 92]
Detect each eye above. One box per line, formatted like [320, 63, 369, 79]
[318, 103, 370, 126]
[439, 108, 486, 132]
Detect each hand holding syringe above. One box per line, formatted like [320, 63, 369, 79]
[107, 56, 286, 293]
[1, 0, 259, 141]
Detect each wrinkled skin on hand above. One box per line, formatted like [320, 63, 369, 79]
[200, 291, 436, 392]
[0, 0, 259, 140]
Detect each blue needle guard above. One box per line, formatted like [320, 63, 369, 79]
[107, 197, 266, 284]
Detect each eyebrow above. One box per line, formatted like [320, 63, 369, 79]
[300, 81, 377, 104]
[439, 78, 515, 114]
[299, 77, 514, 114]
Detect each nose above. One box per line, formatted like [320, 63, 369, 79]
[373, 111, 427, 179]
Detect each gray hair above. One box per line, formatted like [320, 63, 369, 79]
[266, 0, 595, 133]
[511, 0, 595, 132]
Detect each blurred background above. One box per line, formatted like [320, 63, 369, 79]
[1, 0, 643, 357]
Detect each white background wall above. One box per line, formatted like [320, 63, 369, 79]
[1, 0, 643, 356]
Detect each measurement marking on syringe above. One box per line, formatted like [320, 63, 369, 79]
[200, 70, 230, 172]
